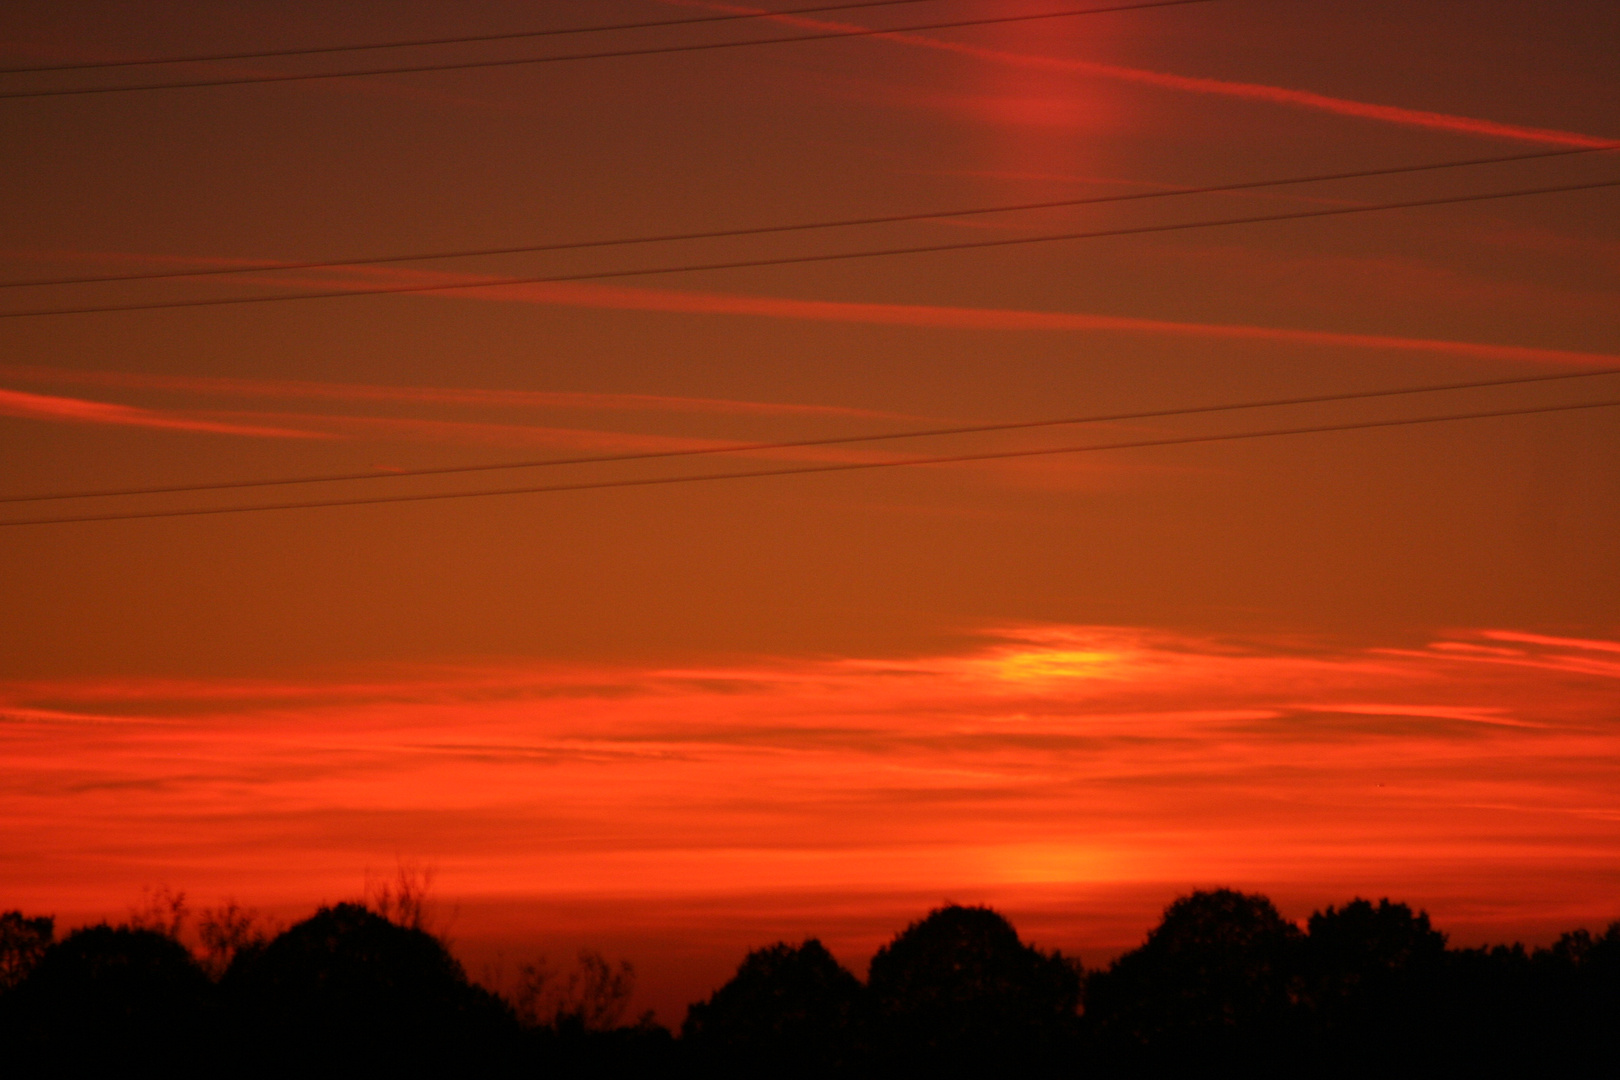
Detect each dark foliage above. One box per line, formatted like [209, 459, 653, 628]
[221, 902, 520, 1076]
[4, 890, 1617, 1077]
[683, 938, 867, 1078]
[0, 910, 53, 991]
[866, 904, 1082, 1078]
[1086, 891, 1618, 1078]
[2, 924, 217, 1077]
[1297, 898, 1448, 1074]
[1086, 889, 1302, 1074]
[530, 1013, 678, 1079]
[1431, 931, 1620, 1079]
[1528, 922, 1620, 1075]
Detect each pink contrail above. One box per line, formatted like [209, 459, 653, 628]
[0, 364, 912, 421]
[207, 256, 1620, 367]
[315, 262, 1619, 368]
[9, 257, 1616, 373]
[465, 280, 1620, 368]
[0, 386, 326, 438]
[670, 1, 1611, 148]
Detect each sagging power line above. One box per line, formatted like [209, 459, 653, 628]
[3, 177, 1615, 320]
[5, 144, 1612, 292]
[6, 367, 1616, 506]
[0, 2, 944, 74]
[4, 397, 1614, 527]
[0, 1, 1216, 99]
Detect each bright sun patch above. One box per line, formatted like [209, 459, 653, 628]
[988, 649, 1126, 683]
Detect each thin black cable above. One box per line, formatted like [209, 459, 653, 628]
[0, 1, 941, 73]
[3, 177, 1615, 320]
[0, 0, 1218, 99]
[7, 367, 1617, 506]
[4, 398, 1614, 526]
[7, 144, 1613, 291]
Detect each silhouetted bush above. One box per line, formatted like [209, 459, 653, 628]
[683, 939, 867, 1078]
[513, 947, 642, 1030]
[866, 905, 1082, 1078]
[222, 902, 519, 1076]
[1086, 889, 1302, 1074]
[195, 899, 272, 979]
[4, 924, 217, 1077]
[510, 946, 676, 1077]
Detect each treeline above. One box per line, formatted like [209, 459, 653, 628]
[2, 889, 1616, 1077]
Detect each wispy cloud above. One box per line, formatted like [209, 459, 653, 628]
[4, 625, 1616, 920]
[1480, 630, 1620, 655]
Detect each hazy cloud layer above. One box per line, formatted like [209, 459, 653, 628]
[5, 625, 1615, 928]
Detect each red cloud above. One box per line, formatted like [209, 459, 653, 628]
[4, 624, 1615, 903]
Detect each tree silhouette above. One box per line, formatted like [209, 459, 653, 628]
[4, 924, 217, 1076]
[0, 911, 53, 992]
[1528, 921, 1620, 1074]
[362, 862, 437, 933]
[514, 948, 641, 1031]
[507, 945, 676, 1077]
[126, 885, 189, 939]
[867, 905, 1082, 1078]
[1298, 898, 1448, 1074]
[195, 899, 272, 980]
[5, 886, 1615, 1076]
[683, 938, 867, 1078]
[1085, 889, 1301, 1073]
[221, 902, 518, 1076]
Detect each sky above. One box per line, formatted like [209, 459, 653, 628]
[1, 0, 1617, 1022]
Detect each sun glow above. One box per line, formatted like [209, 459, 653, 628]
[988, 648, 1126, 683]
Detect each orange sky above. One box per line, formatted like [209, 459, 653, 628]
[1, 0, 1617, 1022]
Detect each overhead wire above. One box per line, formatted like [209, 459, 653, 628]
[4, 397, 1615, 527]
[3, 176, 1616, 320]
[5, 366, 1617, 506]
[4, 143, 1613, 292]
[0, 1, 944, 73]
[0, 0, 1217, 99]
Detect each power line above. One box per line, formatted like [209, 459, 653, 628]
[7, 367, 1617, 506]
[0, 2, 941, 74]
[0, 1, 1217, 99]
[4, 176, 1615, 320]
[4, 397, 1614, 527]
[6, 144, 1612, 291]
